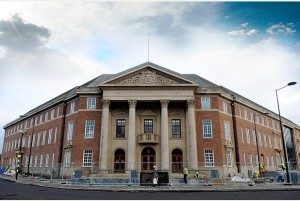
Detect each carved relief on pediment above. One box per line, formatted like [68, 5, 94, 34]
[118, 69, 179, 85]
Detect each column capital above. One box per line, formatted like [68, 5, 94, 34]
[160, 99, 169, 108]
[187, 99, 195, 108]
[128, 99, 137, 108]
[102, 99, 111, 108]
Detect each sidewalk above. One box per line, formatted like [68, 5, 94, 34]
[1, 174, 300, 192]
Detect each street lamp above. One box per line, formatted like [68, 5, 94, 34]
[276, 81, 297, 185]
[16, 129, 26, 180]
[253, 112, 269, 177]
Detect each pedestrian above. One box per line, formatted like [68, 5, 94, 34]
[183, 165, 188, 184]
[153, 165, 158, 187]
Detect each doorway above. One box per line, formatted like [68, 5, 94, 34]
[114, 149, 125, 173]
[141, 147, 156, 172]
[172, 149, 183, 173]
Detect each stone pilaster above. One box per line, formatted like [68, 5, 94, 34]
[100, 99, 110, 170]
[187, 99, 198, 170]
[160, 99, 169, 170]
[127, 99, 137, 170]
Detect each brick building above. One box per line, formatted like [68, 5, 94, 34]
[2, 62, 300, 178]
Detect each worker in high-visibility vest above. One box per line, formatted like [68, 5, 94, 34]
[259, 163, 265, 176]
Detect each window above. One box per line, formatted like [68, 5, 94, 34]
[144, 119, 153, 133]
[35, 117, 38, 126]
[227, 150, 232, 167]
[32, 134, 36, 147]
[27, 135, 31, 148]
[249, 153, 253, 167]
[87, 97, 96, 109]
[224, 122, 230, 140]
[238, 106, 242, 117]
[243, 153, 246, 167]
[30, 156, 33, 167]
[255, 154, 259, 167]
[203, 120, 212, 138]
[274, 137, 278, 148]
[172, 119, 181, 138]
[45, 154, 49, 167]
[37, 132, 41, 147]
[25, 156, 28, 167]
[116, 119, 125, 138]
[258, 132, 262, 146]
[57, 107, 60, 117]
[223, 101, 227, 113]
[252, 130, 256, 145]
[45, 112, 48, 122]
[54, 127, 57, 143]
[70, 101, 75, 114]
[244, 109, 248, 120]
[83, 150, 93, 167]
[52, 153, 55, 165]
[246, 128, 250, 144]
[266, 155, 270, 169]
[241, 126, 244, 143]
[48, 128, 52, 144]
[40, 154, 43, 167]
[263, 134, 267, 147]
[271, 156, 274, 167]
[30, 118, 33, 127]
[266, 118, 269, 127]
[204, 150, 214, 167]
[250, 112, 254, 121]
[40, 114, 43, 124]
[261, 116, 265, 125]
[42, 130, 46, 145]
[51, 109, 54, 119]
[67, 121, 74, 141]
[34, 155, 38, 167]
[24, 121, 27, 129]
[256, 115, 259, 124]
[85, 120, 95, 138]
[65, 150, 71, 167]
[201, 97, 210, 110]
[272, 120, 275, 129]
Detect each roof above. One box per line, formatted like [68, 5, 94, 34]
[3, 62, 300, 129]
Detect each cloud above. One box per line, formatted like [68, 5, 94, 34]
[0, 14, 50, 52]
[227, 23, 258, 38]
[266, 22, 296, 35]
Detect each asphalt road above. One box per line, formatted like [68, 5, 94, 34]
[0, 178, 299, 200]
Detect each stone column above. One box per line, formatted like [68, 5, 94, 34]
[160, 99, 170, 170]
[100, 99, 110, 170]
[127, 99, 137, 171]
[187, 99, 198, 170]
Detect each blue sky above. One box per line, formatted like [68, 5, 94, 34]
[0, 1, 300, 153]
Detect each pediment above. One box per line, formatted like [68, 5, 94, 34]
[102, 65, 196, 86]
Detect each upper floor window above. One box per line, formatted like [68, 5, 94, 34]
[85, 120, 95, 138]
[201, 97, 210, 110]
[268, 135, 272, 148]
[87, 97, 96, 110]
[172, 119, 181, 138]
[246, 128, 250, 144]
[42, 130, 46, 145]
[224, 121, 230, 141]
[51, 109, 55, 119]
[45, 112, 48, 122]
[203, 119, 212, 138]
[252, 130, 257, 145]
[67, 121, 74, 141]
[250, 112, 254, 122]
[70, 101, 75, 114]
[116, 119, 126, 138]
[48, 128, 52, 144]
[241, 126, 244, 143]
[144, 119, 153, 134]
[40, 114, 43, 124]
[223, 101, 227, 113]
[244, 109, 248, 120]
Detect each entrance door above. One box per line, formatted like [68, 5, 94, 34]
[114, 149, 125, 173]
[172, 149, 183, 173]
[141, 147, 156, 172]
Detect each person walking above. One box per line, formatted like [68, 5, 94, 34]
[153, 165, 158, 187]
[183, 165, 188, 184]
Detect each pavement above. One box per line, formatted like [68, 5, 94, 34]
[1, 174, 300, 192]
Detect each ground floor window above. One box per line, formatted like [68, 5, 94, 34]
[83, 150, 93, 167]
[204, 150, 214, 167]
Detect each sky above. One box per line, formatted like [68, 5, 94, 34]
[0, 1, 300, 153]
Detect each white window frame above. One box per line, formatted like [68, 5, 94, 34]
[227, 150, 232, 167]
[263, 134, 267, 147]
[48, 128, 52, 144]
[51, 109, 55, 120]
[241, 126, 244, 143]
[70, 101, 75, 114]
[258, 132, 262, 146]
[224, 121, 230, 141]
[201, 97, 210, 110]
[243, 152, 246, 167]
[45, 154, 49, 167]
[54, 127, 57, 143]
[249, 153, 253, 167]
[85, 120, 95, 138]
[255, 154, 259, 167]
[268, 135, 272, 148]
[45, 112, 48, 122]
[37, 132, 41, 147]
[40, 154, 43, 167]
[246, 128, 250, 144]
[42, 130, 46, 145]
[87, 97, 96, 110]
[252, 130, 256, 145]
[204, 150, 214, 167]
[67, 121, 74, 141]
[203, 119, 212, 138]
[65, 150, 71, 167]
[83, 150, 93, 167]
[223, 101, 227, 113]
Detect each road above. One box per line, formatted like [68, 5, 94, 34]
[0, 178, 299, 200]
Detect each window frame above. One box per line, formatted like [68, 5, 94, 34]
[172, 119, 181, 138]
[85, 120, 95, 138]
[203, 119, 212, 138]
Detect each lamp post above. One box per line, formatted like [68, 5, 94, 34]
[16, 129, 26, 180]
[253, 112, 269, 177]
[276, 81, 297, 185]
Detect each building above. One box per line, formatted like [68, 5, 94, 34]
[2, 62, 300, 179]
